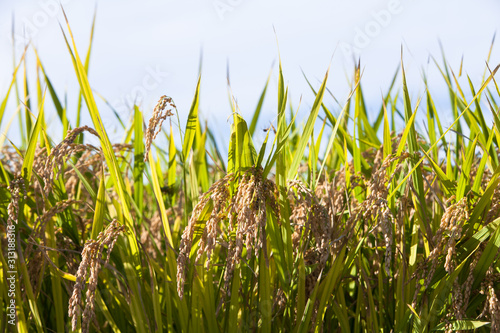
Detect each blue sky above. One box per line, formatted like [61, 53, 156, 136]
[0, 0, 499, 147]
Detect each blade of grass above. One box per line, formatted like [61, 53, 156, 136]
[249, 69, 272, 136]
[21, 92, 45, 182]
[287, 68, 329, 179]
[182, 75, 201, 162]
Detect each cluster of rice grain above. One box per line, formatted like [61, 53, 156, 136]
[289, 179, 335, 267]
[41, 126, 100, 194]
[68, 220, 125, 333]
[176, 166, 277, 299]
[6, 177, 26, 226]
[144, 95, 176, 161]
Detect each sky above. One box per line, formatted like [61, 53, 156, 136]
[0, 0, 499, 148]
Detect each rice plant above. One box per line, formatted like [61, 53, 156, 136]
[2, 12, 500, 333]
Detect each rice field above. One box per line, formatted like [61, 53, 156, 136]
[2, 14, 500, 333]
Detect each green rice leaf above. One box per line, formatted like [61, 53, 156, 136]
[21, 92, 45, 182]
[249, 69, 272, 136]
[90, 170, 106, 240]
[182, 75, 201, 161]
[287, 68, 329, 179]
